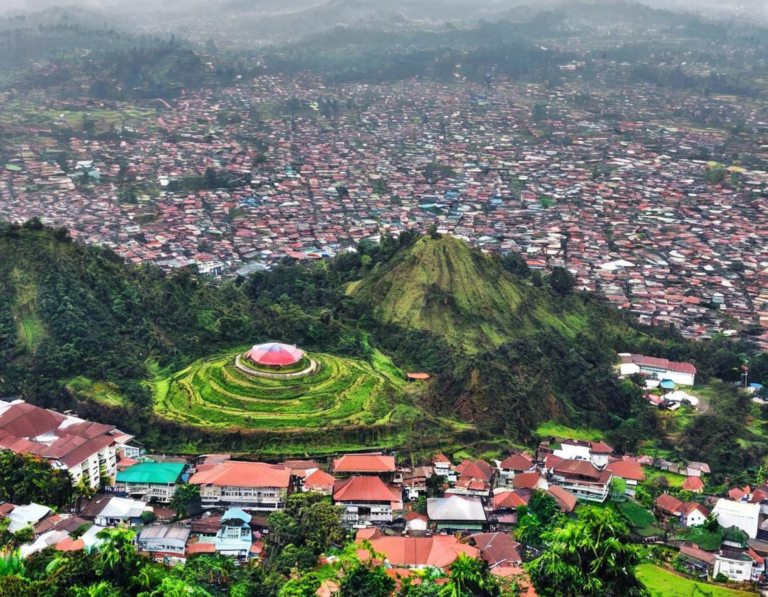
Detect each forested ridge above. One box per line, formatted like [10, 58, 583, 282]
[2, 221, 768, 471]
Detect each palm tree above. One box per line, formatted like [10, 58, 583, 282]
[96, 528, 136, 583]
[440, 553, 488, 597]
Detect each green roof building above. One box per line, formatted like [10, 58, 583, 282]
[115, 462, 185, 503]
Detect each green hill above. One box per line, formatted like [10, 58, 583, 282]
[348, 235, 597, 350]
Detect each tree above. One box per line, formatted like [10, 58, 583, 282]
[279, 572, 323, 597]
[95, 528, 137, 585]
[501, 252, 531, 279]
[169, 484, 200, 517]
[548, 267, 575, 295]
[527, 508, 647, 597]
[440, 553, 490, 597]
[339, 561, 395, 597]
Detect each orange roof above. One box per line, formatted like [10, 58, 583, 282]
[606, 460, 646, 482]
[333, 454, 396, 474]
[186, 543, 216, 555]
[499, 454, 534, 471]
[368, 536, 479, 568]
[655, 493, 683, 515]
[406, 373, 431, 380]
[189, 461, 291, 488]
[493, 491, 528, 510]
[547, 486, 578, 513]
[333, 476, 401, 502]
[513, 473, 546, 490]
[682, 476, 705, 492]
[55, 537, 85, 552]
[303, 468, 336, 490]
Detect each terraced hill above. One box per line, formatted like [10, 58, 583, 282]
[155, 349, 413, 431]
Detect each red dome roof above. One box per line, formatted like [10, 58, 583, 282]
[245, 342, 304, 366]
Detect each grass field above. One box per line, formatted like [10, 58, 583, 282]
[617, 500, 656, 528]
[154, 349, 411, 431]
[637, 564, 757, 596]
[642, 466, 687, 488]
[66, 376, 126, 407]
[676, 526, 722, 551]
[535, 421, 605, 441]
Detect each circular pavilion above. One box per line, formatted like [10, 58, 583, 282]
[244, 342, 304, 368]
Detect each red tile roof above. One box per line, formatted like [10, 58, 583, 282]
[333, 476, 401, 502]
[499, 454, 534, 471]
[655, 494, 684, 515]
[333, 454, 396, 474]
[606, 460, 646, 482]
[190, 461, 291, 488]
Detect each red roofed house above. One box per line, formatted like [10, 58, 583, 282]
[619, 353, 696, 386]
[333, 476, 403, 524]
[498, 454, 536, 486]
[470, 532, 522, 569]
[655, 494, 684, 517]
[682, 476, 705, 494]
[333, 453, 397, 478]
[0, 400, 137, 489]
[365, 535, 479, 569]
[606, 459, 646, 496]
[190, 461, 292, 511]
[301, 468, 336, 494]
[550, 459, 613, 503]
[680, 502, 709, 527]
[553, 440, 613, 468]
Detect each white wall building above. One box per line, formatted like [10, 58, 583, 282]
[618, 353, 696, 386]
[712, 499, 761, 539]
[714, 552, 754, 582]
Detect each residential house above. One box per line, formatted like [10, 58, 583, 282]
[619, 353, 696, 386]
[333, 476, 402, 525]
[404, 512, 428, 535]
[301, 469, 336, 495]
[432, 454, 456, 483]
[549, 459, 613, 503]
[714, 551, 754, 582]
[678, 543, 716, 576]
[497, 454, 536, 487]
[190, 461, 292, 511]
[114, 462, 185, 503]
[138, 524, 191, 559]
[605, 459, 645, 496]
[332, 454, 397, 478]
[363, 535, 479, 569]
[552, 440, 612, 468]
[470, 532, 522, 569]
[81, 496, 152, 527]
[192, 508, 253, 559]
[427, 495, 487, 532]
[680, 502, 710, 527]
[713, 499, 761, 539]
[683, 476, 705, 493]
[655, 494, 684, 517]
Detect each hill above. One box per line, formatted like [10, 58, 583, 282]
[348, 235, 616, 350]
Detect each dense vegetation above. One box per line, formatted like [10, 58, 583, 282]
[2, 222, 768, 469]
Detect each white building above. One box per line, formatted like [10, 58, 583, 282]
[618, 353, 696, 386]
[0, 400, 137, 488]
[190, 461, 291, 511]
[712, 499, 761, 539]
[552, 440, 613, 469]
[714, 552, 754, 582]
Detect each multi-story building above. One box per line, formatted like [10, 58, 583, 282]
[550, 459, 613, 503]
[114, 462, 186, 503]
[714, 551, 754, 582]
[190, 461, 291, 511]
[0, 400, 138, 488]
[333, 476, 402, 525]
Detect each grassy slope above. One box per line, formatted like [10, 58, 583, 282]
[637, 565, 757, 597]
[349, 235, 599, 350]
